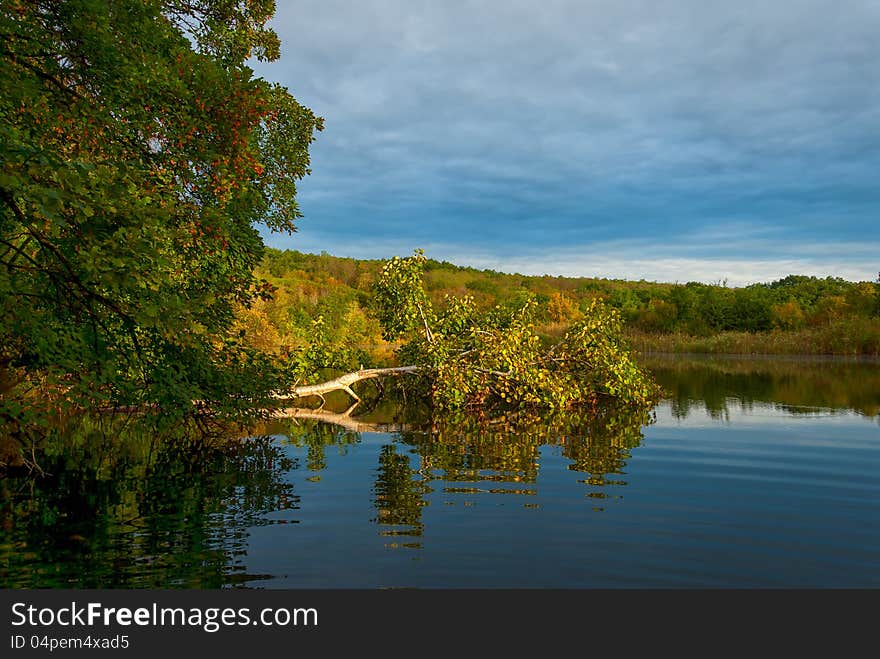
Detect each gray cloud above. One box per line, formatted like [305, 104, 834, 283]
[253, 0, 880, 283]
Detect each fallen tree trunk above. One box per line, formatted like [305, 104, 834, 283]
[93, 366, 421, 416]
[274, 365, 420, 403]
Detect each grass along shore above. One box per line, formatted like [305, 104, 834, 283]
[626, 317, 880, 356]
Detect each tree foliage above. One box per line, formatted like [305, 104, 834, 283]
[373, 251, 660, 412]
[0, 0, 322, 429]
[258, 248, 880, 345]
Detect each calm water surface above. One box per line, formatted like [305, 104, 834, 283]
[1, 355, 878, 587]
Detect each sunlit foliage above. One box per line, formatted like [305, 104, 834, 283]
[373, 251, 660, 411]
[0, 0, 321, 431]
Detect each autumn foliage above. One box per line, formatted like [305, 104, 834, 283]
[0, 0, 321, 429]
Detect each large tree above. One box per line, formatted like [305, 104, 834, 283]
[0, 0, 322, 429]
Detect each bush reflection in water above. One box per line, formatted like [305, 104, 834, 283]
[2, 355, 877, 587]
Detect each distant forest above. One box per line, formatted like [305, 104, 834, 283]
[237, 249, 880, 359]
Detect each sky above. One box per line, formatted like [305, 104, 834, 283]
[250, 0, 880, 286]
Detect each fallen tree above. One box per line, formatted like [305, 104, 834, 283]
[274, 366, 419, 404]
[274, 251, 660, 414]
[13, 251, 659, 443]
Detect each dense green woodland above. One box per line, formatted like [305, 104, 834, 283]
[1, 0, 322, 438]
[248, 248, 880, 361]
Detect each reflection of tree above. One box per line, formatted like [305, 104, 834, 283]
[408, 431, 541, 484]
[559, 408, 650, 490]
[367, 406, 652, 530]
[265, 419, 361, 481]
[646, 355, 880, 420]
[372, 445, 430, 541]
[0, 420, 296, 588]
[266, 401, 653, 542]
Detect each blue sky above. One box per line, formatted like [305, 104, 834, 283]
[251, 0, 879, 285]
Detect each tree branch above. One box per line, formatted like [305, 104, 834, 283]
[417, 302, 434, 343]
[273, 366, 420, 403]
[0, 189, 144, 360]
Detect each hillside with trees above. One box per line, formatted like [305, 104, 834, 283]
[242, 248, 880, 364]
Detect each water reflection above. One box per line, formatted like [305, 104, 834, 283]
[0, 421, 296, 588]
[645, 354, 880, 420]
[2, 355, 878, 587]
[373, 444, 429, 544]
[263, 405, 653, 543]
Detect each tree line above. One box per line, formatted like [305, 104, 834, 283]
[245, 248, 880, 360]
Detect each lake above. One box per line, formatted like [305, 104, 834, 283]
[1, 355, 878, 588]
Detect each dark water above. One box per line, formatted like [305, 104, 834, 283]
[1, 355, 878, 588]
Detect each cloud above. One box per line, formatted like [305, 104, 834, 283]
[252, 1, 880, 281]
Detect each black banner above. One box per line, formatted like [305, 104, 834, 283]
[0, 589, 875, 654]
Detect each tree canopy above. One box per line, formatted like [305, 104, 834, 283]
[0, 0, 322, 430]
